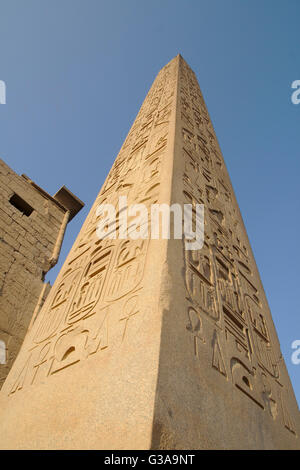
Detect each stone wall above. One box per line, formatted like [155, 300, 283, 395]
[0, 158, 83, 387]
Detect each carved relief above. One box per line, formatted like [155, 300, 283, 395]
[34, 268, 82, 343]
[212, 331, 227, 377]
[231, 358, 264, 409]
[186, 306, 206, 357]
[185, 247, 218, 321]
[67, 245, 113, 324]
[178, 58, 298, 433]
[4, 57, 298, 446]
[6, 57, 178, 397]
[105, 239, 147, 301]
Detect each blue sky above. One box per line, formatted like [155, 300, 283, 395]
[0, 0, 299, 405]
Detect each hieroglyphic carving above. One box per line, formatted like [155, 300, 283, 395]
[4, 56, 297, 442]
[212, 331, 227, 377]
[179, 57, 297, 435]
[105, 240, 147, 301]
[6, 57, 179, 396]
[186, 306, 206, 357]
[185, 244, 218, 321]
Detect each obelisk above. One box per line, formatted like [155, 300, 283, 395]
[0, 55, 299, 449]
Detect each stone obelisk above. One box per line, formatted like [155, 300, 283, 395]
[0, 55, 299, 449]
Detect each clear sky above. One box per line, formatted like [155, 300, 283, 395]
[0, 0, 299, 406]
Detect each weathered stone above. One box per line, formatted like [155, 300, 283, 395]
[0, 158, 84, 387]
[0, 55, 298, 450]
